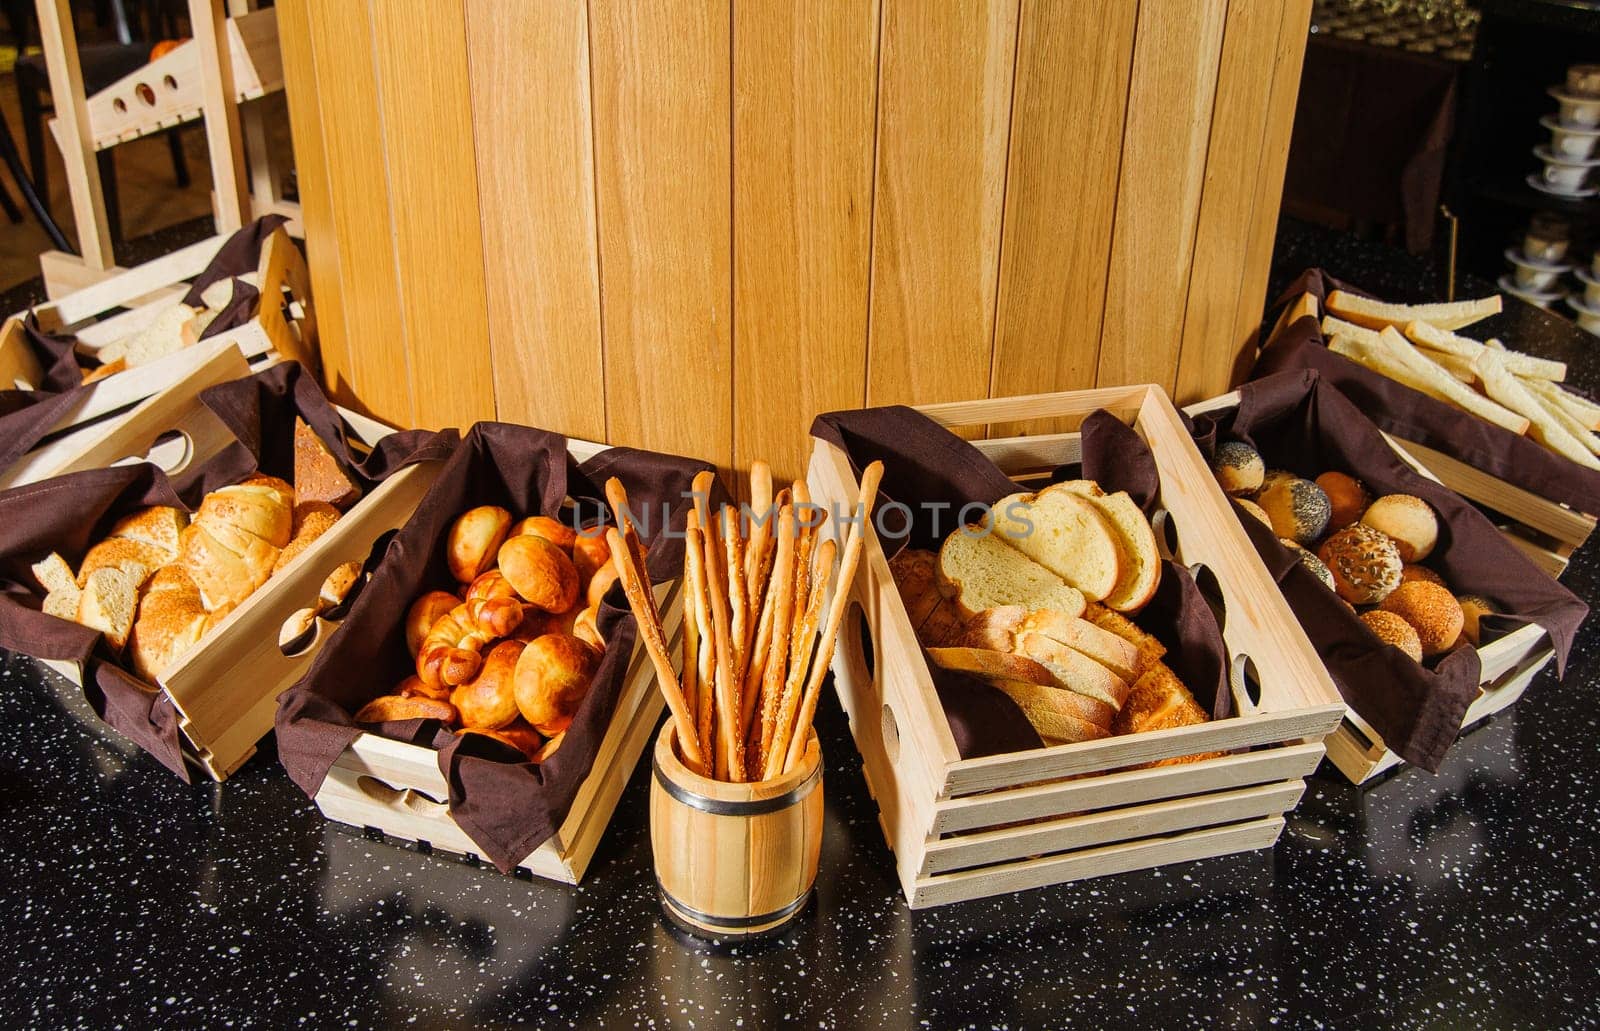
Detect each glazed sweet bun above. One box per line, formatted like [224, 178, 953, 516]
[514, 633, 599, 735]
[499, 534, 580, 613]
[1315, 472, 1370, 531]
[570, 530, 612, 587]
[406, 590, 459, 658]
[1236, 498, 1273, 530]
[1362, 494, 1439, 563]
[1456, 594, 1495, 647]
[1212, 441, 1265, 496]
[448, 506, 512, 582]
[1318, 524, 1403, 605]
[1258, 477, 1332, 547]
[451, 639, 524, 729]
[510, 515, 577, 552]
[459, 720, 544, 761]
[1281, 538, 1336, 591]
[1379, 581, 1464, 657]
[1400, 563, 1446, 588]
[1360, 610, 1423, 662]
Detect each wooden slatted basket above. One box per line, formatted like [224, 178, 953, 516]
[309, 436, 680, 885]
[807, 385, 1346, 909]
[36, 385, 442, 781]
[0, 226, 315, 490]
[1186, 391, 1558, 786]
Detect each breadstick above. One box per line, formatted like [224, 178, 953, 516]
[701, 508, 745, 781]
[683, 521, 718, 774]
[744, 461, 774, 617]
[782, 461, 883, 774]
[739, 556, 779, 737]
[606, 527, 704, 773]
[605, 476, 653, 587]
[789, 480, 817, 663]
[681, 511, 700, 728]
[756, 505, 798, 772]
[722, 505, 749, 680]
[764, 538, 834, 780]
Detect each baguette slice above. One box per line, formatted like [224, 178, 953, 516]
[77, 567, 138, 652]
[937, 529, 1087, 619]
[1327, 290, 1500, 332]
[926, 646, 1057, 687]
[986, 490, 1124, 602]
[1404, 320, 1567, 382]
[1014, 632, 1133, 709]
[1373, 328, 1531, 436]
[989, 680, 1112, 743]
[1475, 350, 1600, 470]
[1049, 481, 1160, 613]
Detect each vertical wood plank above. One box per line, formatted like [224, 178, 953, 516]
[274, 0, 356, 406]
[1096, 0, 1228, 392]
[189, 0, 251, 231]
[35, 0, 114, 269]
[465, 0, 606, 442]
[369, 0, 495, 431]
[865, 0, 1019, 411]
[1227, 0, 1313, 385]
[733, 0, 880, 484]
[988, 1, 1137, 435]
[589, 0, 733, 470]
[1173, 0, 1289, 405]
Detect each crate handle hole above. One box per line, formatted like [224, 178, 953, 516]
[356, 775, 446, 812]
[278, 608, 321, 657]
[113, 428, 194, 476]
[112, 97, 126, 114]
[881, 703, 900, 765]
[135, 82, 156, 107]
[1190, 562, 1227, 636]
[162, 74, 178, 91]
[836, 599, 877, 699]
[1230, 653, 1263, 711]
[1151, 508, 1180, 560]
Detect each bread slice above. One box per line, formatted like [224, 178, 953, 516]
[1326, 290, 1500, 332]
[936, 528, 1086, 619]
[988, 680, 1112, 744]
[1371, 328, 1532, 436]
[1014, 632, 1133, 709]
[987, 489, 1124, 602]
[1049, 481, 1160, 613]
[1016, 609, 1142, 683]
[118, 303, 199, 368]
[77, 567, 138, 652]
[294, 417, 361, 509]
[31, 553, 77, 597]
[926, 646, 1057, 687]
[890, 548, 942, 628]
[1527, 379, 1600, 431]
[76, 537, 166, 589]
[1475, 349, 1600, 470]
[1084, 603, 1166, 672]
[43, 588, 81, 621]
[109, 506, 188, 561]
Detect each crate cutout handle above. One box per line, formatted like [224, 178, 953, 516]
[355, 775, 447, 814]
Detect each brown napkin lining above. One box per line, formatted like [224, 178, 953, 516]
[275, 422, 715, 872]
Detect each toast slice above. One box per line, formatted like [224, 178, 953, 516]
[1014, 632, 1133, 709]
[1049, 481, 1160, 613]
[989, 680, 1112, 743]
[1327, 290, 1500, 332]
[937, 528, 1087, 619]
[986, 489, 1124, 602]
[77, 567, 138, 652]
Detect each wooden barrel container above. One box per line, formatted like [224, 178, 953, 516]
[649, 722, 824, 938]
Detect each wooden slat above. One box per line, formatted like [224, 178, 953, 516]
[189, 0, 252, 231]
[1095, 0, 1228, 392]
[1227, 0, 1313, 372]
[369, 0, 495, 431]
[465, 0, 605, 442]
[865, 0, 1019, 412]
[1173, 0, 1289, 405]
[732, 0, 880, 484]
[589, 0, 733, 470]
[300, 0, 412, 425]
[35, 0, 114, 269]
[988, 1, 1136, 436]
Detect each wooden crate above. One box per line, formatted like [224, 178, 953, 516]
[310, 437, 679, 884]
[38, 392, 443, 781]
[0, 226, 316, 490]
[1186, 391, 1558, 786]
[807, 384, 1346, 908]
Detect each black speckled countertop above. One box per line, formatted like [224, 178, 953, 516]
[5, 218, 1600, 1029]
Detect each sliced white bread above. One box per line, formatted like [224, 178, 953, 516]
[986, 490, 1124, 602]
[1016, 609, 1142, 683]
[1326, 290, 1500, 332]
[77, 567, 138, 652]
[926, 646, 1057, 687]
[117, 303, 199, 368]
[75, 537, 166, 590]
[989, 680, 1112, 744]
[1049, 481, 1160, 613]
[1084, 602, 1167, 672]
[31, 553, 77, 597]
[1015, 632, 1133, 709]
[936, 528, 1087, 619]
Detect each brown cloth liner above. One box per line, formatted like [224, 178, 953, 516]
[0, 216, 295, 478]
[1252, 268, 1600, 516]
[275, 423, 716, 873]
[811, 406, 1230, 760]
[1187, 369, 1588, 771]
[0, 362, 452, 780]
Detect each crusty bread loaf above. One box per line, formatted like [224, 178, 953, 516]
[76, 536, 165, 589]
[916, 595, 965, 647]
[936, 528, 1086, 620]
[1112, 663, 1219, 765]
[890, 548, 942, 628]
[196, 479, 294, 548]
[77, 567, 138, 652]
[986, 489, 1124, 602]
[108, 506, 187, 561]
[293, 417, 361, 509]
[1084, 603, 1166, 672]
[1014, 632, 1133, 709]
[272, 501, 342, 574]
[127, 565, 208, 679]
[179, 519, 279, 611]
[1050, 481, 1160, 613]
[988, 680, 1112, 744]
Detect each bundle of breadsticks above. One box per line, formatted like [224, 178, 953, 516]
[604, 461, 882, 782]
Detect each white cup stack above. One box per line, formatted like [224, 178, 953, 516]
[1503, 214, 1571, 311]
[1532, 65, 1600, 200]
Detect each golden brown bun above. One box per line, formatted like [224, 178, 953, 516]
[498, 534, 580, 614]
[1457, 594, 1495, 647]
[1379, 581, 1464, 656]
[1235, 498, 1273, 529]
[128, 565, 208, 680]
[513, 633, 598, 735]
[1315, 472, 1369, 531]
[570, 531, 612, 587]
[510, 515, 577, 551]
[1400, 563, 1446, 588]
[451, 639, 525, 729]
[272, 501, 342, 574]
[1361, 494, 1439, 563]
[447, 506, 512, 583]
[1211, 441, 1264, 496]
[354, 694, 458, 725]
[77, 536, 166, 589]
[1258, 477, 1331, 546]
[465, 569, 518, 602]
[1360, 609, 1423, 662]
[398, 673, 451, 702]
[459, 720, 544, 761]
[1318, 524, 1403, 605]
[406, 590, 460, 658]
[534, 730, 565, 762]
[293, 417, 361, 510]
[107, 506, 187, 561]
[585, 566, 620, 609]
[572, 605, 604, 651]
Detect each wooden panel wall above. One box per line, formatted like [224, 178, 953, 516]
[279, 0, 1312, 482]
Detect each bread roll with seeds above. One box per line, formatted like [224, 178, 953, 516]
[1257, 477, 1331, 547]
[1318, 524, 1403, 605]
[1361, 494, 1438, 563]
[1360, 610, 1423, 662]
[1379, 581, 1464, 656]
[1211, 441, 1264, 496]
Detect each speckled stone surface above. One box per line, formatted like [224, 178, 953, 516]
[4, 219, 1600, 1028]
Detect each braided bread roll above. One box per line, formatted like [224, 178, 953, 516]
[417, 596, 526, 688]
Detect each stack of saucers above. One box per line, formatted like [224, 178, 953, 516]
[1534, 65, 1600, 200]
[1503, 214, 1571, 310]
